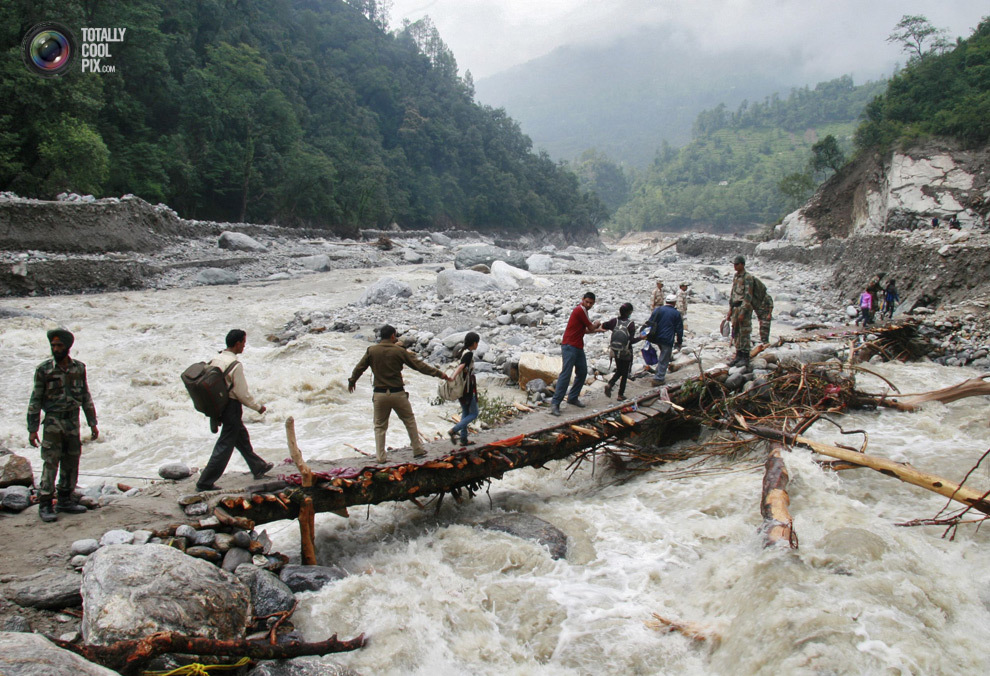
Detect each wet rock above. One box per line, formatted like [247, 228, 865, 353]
[358, 276, 413, 306]
[478, 513, 568, 560]
[81, 544, 250, 644]
[0, 450, 33, 488]
[195, 268, 239, 286]
[0, 632, 120, 675]
[219, 231, 267, 252]
[158, 462, 193, 480]
[9, 569, 82, 609]
[279, 564, 348, 593]
[234, 564, 296, 617]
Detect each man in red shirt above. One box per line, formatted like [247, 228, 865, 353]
[550, 291, 605, 416]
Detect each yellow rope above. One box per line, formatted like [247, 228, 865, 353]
[142, 657, 252, 675]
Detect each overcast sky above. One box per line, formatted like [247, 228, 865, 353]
[387, 0, 987, 81]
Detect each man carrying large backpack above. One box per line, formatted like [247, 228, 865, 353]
[196, 329, 273, 491]
[646, 295, 683, 386]
[602, 302, 645, 400]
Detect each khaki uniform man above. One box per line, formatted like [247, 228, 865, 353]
[727, 255, 755, 367]
[349, 325, 450, 462]
[650, 280, 665, 310]
[27, 329, 98, 522]
[675, 281, 689, 330]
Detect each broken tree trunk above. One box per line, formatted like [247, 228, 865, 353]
[286, 417, 317, 566]
[761, 444, 797, 548]
[745, 425, 990, 515]
[886, 373, 990, 409]
[53, 630, 366, 676]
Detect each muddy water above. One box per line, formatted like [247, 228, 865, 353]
[1, 271, 989, 675]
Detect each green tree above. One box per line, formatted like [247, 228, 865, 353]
[808, 134, 845, 175]
[778, 172, 816, 208]
[886, 15, 950, 61]
[36, 115, 109, 196]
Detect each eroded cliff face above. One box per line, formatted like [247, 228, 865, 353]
[765, 140, 990, 245]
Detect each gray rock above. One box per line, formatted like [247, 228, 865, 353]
[158, 462, 193, 480]
[222, 547, 254, 572]
[100, 530, 134, 547]
[2, 485, 32, 512]
[247, 659, 358, 676]
[191, 529, 217, 547]
[184, 501, 210, 517]
[279, 564, 348, 593]
[2, 615, 31, 632]
[525, 253, 554, 274]
[0, 632, 120, 675]
[132, 530, 152, 546]
[516, 311, 545, 327]
[214, 533, 235, 553]
[8, 569, 82, 609]
[71, 555, 89, 569]
[186, 546, 222, 564]
[297, 254, 331, 272]
[454, 243, 527, 270]
[175, 525, 197, 540]
[71, 539, 100, 556]
[81, 544, 249, 644]
[234, 564, 296, 617]
[358, 277, 413, 306]
[232, 531, 252, 549]
[195, 268, 239, 286]
[725, 372, 747, 390]
[401, 248, 424, 264]
[436, 269, 502, 299]
[430, 232, 452, 247]
[478, 513, 568, 560]
[525, 378, 548, 394]
[218, 231, 267, 252]
[496, 314, 514, 325]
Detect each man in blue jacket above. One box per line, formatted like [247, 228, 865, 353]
[646, 294, 683, 386]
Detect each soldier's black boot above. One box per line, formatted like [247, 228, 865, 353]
[56, 494, 87, 514]
[39, 500, 57, 522]
[726, 351, 742, 367]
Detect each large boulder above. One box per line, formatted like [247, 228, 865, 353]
[0, 632, 120, 675]
[218, 231, 267, 252]
[81, 544, 250, 645]
[525, 253, 554, 274]
[0, 449, 33, 488]
[478, 513, 568, 560]
[297, 254, 331, 272]
[358, 277, 413, 306]
[454, 244, 528, 270]
[517, 352, 561, 391]
[194, 268, 239, 286]
[435, 270, 502, 299]
[490, 260, 536, 290]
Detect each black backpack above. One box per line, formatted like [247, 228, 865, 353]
[609, 319, 634, 360]
[181, 360, 237, 419]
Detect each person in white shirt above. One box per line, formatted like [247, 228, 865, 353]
[196, 329, 273, 491]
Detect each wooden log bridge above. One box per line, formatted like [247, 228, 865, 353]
[220, 389, 684, 528]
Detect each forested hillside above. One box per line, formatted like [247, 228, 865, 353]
[607, 76, 886, 234]
[0, 0, 603, 239]
[856, 17, 990, 149]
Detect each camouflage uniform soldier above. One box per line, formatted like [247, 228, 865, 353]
[726, 255, 755, 367]
[27, 329, 98, 522]
[752, 277, 774, 344]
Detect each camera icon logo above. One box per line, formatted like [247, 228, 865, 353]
[22, 22, 76, 78]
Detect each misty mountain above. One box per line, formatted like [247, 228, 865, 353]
[475, 28, 845, 167]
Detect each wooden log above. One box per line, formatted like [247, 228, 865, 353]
[746, 425, 990, 515]
[761, 444, 797, 548]
[53, 630, 366, 676]
[889, 373, 990, 409]
[286, 417, 317, 565]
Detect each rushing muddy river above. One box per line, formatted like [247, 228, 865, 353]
[2, 266, 989, 675]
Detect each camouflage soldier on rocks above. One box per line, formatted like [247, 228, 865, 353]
[726, 255, 755, 368]
[27, 329, 98, 522]
[752, 276, 774, 345]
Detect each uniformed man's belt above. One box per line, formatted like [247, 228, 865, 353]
[731, 301, 742, 308]
[373, 387, 404, 393]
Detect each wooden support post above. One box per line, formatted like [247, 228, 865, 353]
[761, 444, 797, 548]
[285, 417, 317, 566]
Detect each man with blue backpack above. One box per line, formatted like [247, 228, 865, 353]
[645, 295, 683, 387]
